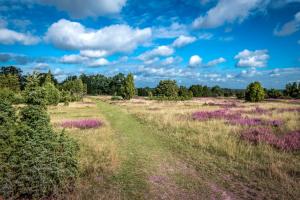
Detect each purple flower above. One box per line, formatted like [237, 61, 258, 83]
[192, 109, 241, 121]
[241, 128, 300, 151]
[61, 119, 103, 129]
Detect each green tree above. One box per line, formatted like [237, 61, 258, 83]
[178, 86, 193, 99]
[155, 80, 179, 97]
[267, 88, 282, 99]
[122, 73, 135, 100]
[189, 85, 203, 97]
[245, 81, 265, 102]
[43, 70, 61, 105]
[284, 82, 300, 98]
[211, 85, 223, 97]
[23, 73, 47, 106]
[0, 74, 21, 92]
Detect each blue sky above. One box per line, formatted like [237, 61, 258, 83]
[0, 0, 300, 89]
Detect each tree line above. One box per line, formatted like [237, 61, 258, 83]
[1, 66, 300, 103]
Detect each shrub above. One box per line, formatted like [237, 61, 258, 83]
[155, 80, 179, 97]
[44, 82, 61, 105]
[178, 86, 193, 100]
[122, 73, 135, 100]
[245, 81, 265, 102]
[0, 100, 79, 199]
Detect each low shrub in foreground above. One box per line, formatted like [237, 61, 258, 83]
[0, 101, 79, 199]
[61, 119, 103, 129]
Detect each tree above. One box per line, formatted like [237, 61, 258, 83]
[122, 73, 135, 100]
[23, 73, 47, 106]
[61, 78, 86, 101]
[155, 80, 179, 97]
[211, 85, 223, 97]
[284, 82, 300, 98]
[110, 73, 126, 96]
[0, 74, 21, 92]
[178, 86, 193, 99]
[267, 88, 282, 99]
[189, 85, 203, 97]
[245, 81, 265, 102]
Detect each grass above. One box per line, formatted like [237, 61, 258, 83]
[48, 97, 300, 199]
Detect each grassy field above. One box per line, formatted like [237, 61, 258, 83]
[49, 97, 300, 199]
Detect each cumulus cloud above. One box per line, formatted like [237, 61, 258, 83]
[234, 49, 269, 67]
[34, 0, 126, 18]
[0, 28, 40, 45]
[60, 54, 89, 64]
[45, 19, 152, 54]
[153, 22, 188, 38]
[189, 55, 202, 67]
[88, 58, 110, 67]
[206, 57, 226, 67]
[137, 46, 174, 62]
[274, 12, 300, 36]
[192, 0, 266, 29]
[172, 35, 196, 48]
[80, 50, 108, 58]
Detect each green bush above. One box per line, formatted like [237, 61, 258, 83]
[245, 81, 265, 102]
[44, 82, 61, 105]
[0, 102, 79, 199]
[155, 80, 179, 97]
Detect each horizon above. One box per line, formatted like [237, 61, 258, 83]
[0, 0, 300, 89]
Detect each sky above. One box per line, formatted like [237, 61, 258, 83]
[0, 0, 300, 89]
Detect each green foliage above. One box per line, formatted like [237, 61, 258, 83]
[211, 85, 223, 97]
[245, 81, 265, 102]
[44, 82, 61, 105]
[61, 78, 86, 101]
[122, 73, 135, 100]
[155, 80, 179, 97]
[0, 74, 21, 92]
[23, 75, 47, 105]
[267, 88, 282, 99]
[0, 101, 79, 199]
[284, 82, 300, 98]
[236, 91, 245, 99]
[178, 86, 193, 100]
[189, 85, 204, 97]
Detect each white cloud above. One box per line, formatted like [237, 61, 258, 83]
[34, 0, 126, 18]
[189, 55, 202, 67]
[0, 28, 40, 45]
[192, 0, 266, 29]
[80, 50, 108, 58]
[34, 62, 49, 70]
[88, 58, 110, 67]
[153, 22, 188, 38]
[237, 67, 262, 78]
[45, 19, 152, 54]
[234, 49, 269, 67]
[274, 12, 300, 36]
[206, 57, 226, 67]
[60, 54, 89, 64]
[172, 35, 196, 48]
[198, 32, 213, 40]
[138, 45, 174, 62]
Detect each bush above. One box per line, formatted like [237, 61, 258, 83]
[178, 86, 193, 100]
[155, 80, 179, 97]
[122, 73, 135, 100]
[44, 82, 61, 105]
[245, 82, 265, 102]
[0, 101, 79, 199]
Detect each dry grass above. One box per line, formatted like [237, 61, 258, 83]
[49, 98, 121, 200]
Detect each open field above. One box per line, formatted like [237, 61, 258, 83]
[49, 97, 300, 199]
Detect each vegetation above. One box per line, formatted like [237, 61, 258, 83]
[245, 81, 265, 102]
[122, 73, 135, 100]
[0, 87, 79, 199]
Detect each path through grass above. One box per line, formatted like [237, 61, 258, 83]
[96, 100, 214, 199]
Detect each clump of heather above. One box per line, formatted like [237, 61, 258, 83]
[241, 128, 300, 151]
[206, 102, 238, 108]
[61, 119, 103, 129]
[192, 109, 241, 121]
[228, 117, 284, 127]
[276, 107, 300, 113]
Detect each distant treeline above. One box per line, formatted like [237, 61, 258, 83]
[1, 66, 300, 102]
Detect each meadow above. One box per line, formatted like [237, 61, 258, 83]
[48, 96, 300, 200]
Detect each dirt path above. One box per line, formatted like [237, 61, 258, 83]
[96, 100, 232, 200]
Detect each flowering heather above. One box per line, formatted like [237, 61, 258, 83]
[206, 102, 238, 108]
[241, 128, 300, 151]
[228, 118, 284, 127]
[61, 119, 103, 129]
[192, 109, 241, 121]
[276, 107, 300, 113]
